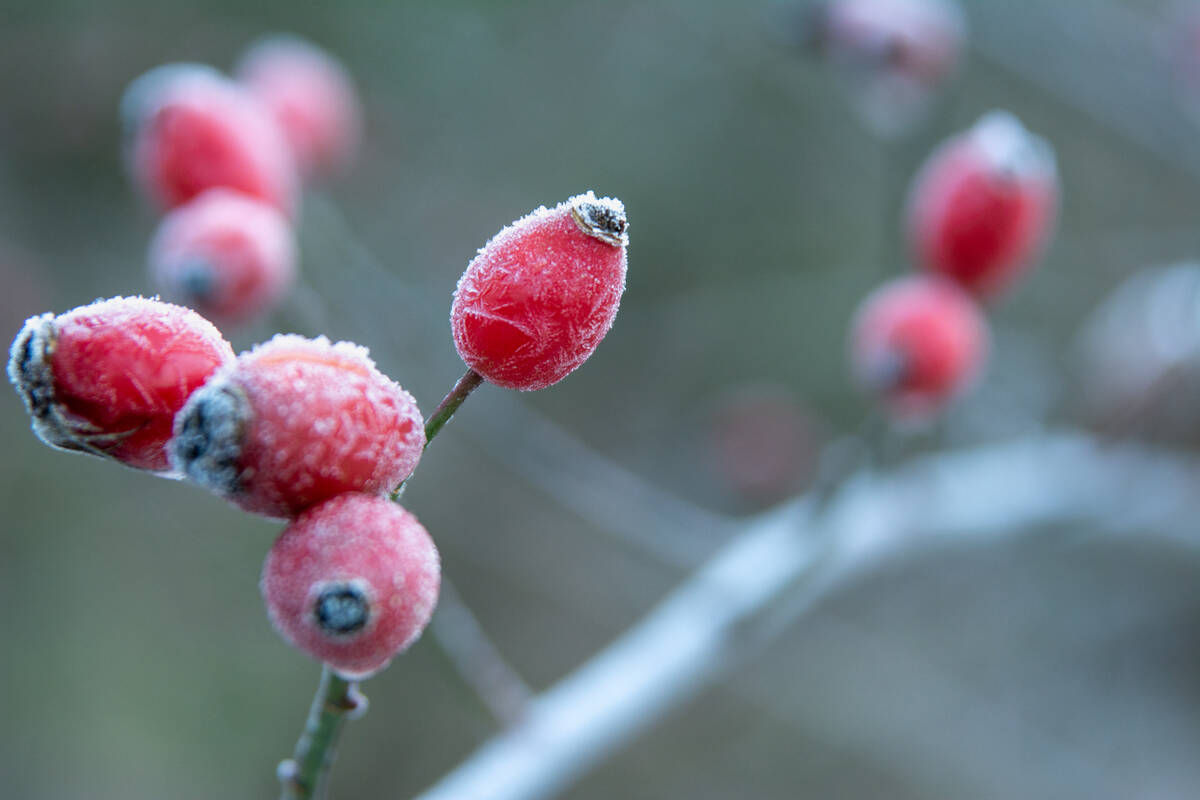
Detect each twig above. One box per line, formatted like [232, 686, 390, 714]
[413, 430, 1200, 800]
[277, 668, 366, 800]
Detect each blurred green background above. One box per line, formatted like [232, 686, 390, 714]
[4, 0, 1200, 798]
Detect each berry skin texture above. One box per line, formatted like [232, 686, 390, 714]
[121, 64, 298, 214]
[235, 34, 363, 180]
[907, 111, 1059, 298]
[261, 493, 440, 679]
[170, 334, 425, 519]
[148, 189, 297, 325]
[451, 191, 629, 391]
[849, 275, 988, 419]
[7, 296, 235, 472]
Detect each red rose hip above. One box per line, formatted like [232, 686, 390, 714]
[849, 275, 987, 418]
[450, 191, 629, 391]
[261, 493, 440, 679]
[148, 188, 297, 325]
[8, 296, 234, 471]
[907, 110, 1058, 298]
[235, 34, 363, 180]
[121, 63, 298, 213]
[169, 334, 424, 518]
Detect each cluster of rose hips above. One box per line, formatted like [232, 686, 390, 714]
[7, 34, 630, 682]
[124, 35, 362, 326]
[849, 111, 1060, 419]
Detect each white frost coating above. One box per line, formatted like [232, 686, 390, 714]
[237, 332, 377, 370]
[971, 110, 1057, 180]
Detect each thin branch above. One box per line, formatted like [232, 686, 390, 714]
[277, 668, 365, 800]
[413, 430, 1200, 800]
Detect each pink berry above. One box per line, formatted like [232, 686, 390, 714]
[121, 63, 298, 214]
[7, 296, 234, 472]
[148, 189, 297, 325]
[849, 275, 988, 418]
[907, 111, 1058, 298]
[807, 0, 966, 134]
[236, 35, 363, 180]
[261, 493, 440, 679]
[450, 192, 629, 391]
[170, 334, 424, 518]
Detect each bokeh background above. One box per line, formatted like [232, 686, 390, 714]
[5, 0, 1200, 798]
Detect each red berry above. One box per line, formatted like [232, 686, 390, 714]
[148, 189, 297, 325]
[261, 493, 440, 679]
[121, 64, 298, 214]
[235, 35, 363, 180]
[849, 275, 988, 418]
[8, 296, 234, 472]
[451, 192, 629, 391]
[907, 111, 1058, 297]
[170, 334, 424, 518]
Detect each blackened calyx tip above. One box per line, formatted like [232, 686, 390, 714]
[570, 195, 629, 247]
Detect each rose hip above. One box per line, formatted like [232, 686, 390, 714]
[170, 334, 424, 518]
[235, 34, 363, 180]
[261, 493, 440, 679]
[8, 296, 234, 472]
[849, 275, 988, 418]
[121, 63, 298, 214]
[907, 111, 1058, 298]
[451, 191, 629, 391]
[148, 188, 297, 325]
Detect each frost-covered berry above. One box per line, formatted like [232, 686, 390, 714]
[451, 191, 628, 391]
[235, 34, 363, 180]
[148, 189, 297, 325]
[907, 111, 1058, 298]
[806, 0, 966, 135]
[261, 493, 440, 679]
[121, 63, 298, 213]
[170, 334, 424, 518]
[849, 275, 987, 418]
[8, 296, 234, 472]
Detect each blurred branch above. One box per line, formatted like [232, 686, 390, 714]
[414, 429, 1200, 800]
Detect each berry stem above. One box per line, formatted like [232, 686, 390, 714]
[278, 666, 364, 800]
[424, 368, 484, 446]
[390, 368, 483, 501]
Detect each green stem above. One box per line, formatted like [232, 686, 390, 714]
[391, 369, 484, 501]
[278, 667, 364, 800]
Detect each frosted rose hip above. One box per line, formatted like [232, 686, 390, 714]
[7, 296, 234, 471]
[261, 493, 440, 679]
[235, 34, 363, 179]
[907, 111, 1058, 297]
[849, 275, 987, 418]
[121, 63, 298, 213]
[149, 189, 297, 325]
[451, 191, 629, 391]
[170, 334, 424, 518]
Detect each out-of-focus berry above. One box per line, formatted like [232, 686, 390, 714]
[451, 191, 628, 391]
[1075, 263, 1200, 446]
[8, 296, 234, 472]
[849, 275, 988, 419]
[235, 34, 363, 180]
[148, 189, 297, 325]
[121, 63, 298, 214]
[803, 0, 966, 135]
[907, 111, 1059, 298]
[170, 334, 424, 519]
[261, 493, 440, 679]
